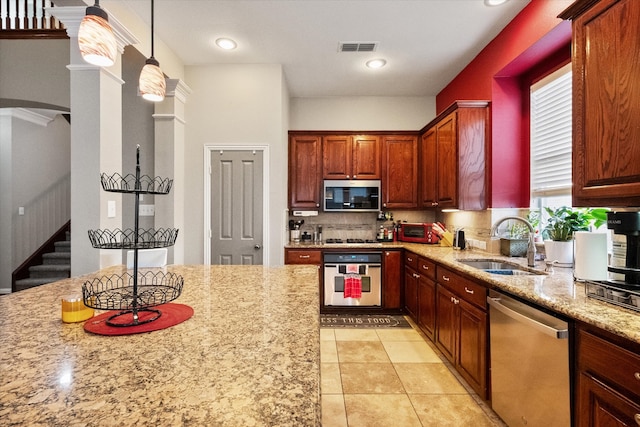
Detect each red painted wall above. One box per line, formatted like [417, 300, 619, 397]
[436, 0, 573, 208]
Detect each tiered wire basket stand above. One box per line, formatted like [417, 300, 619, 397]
[82, 147, 183, 327]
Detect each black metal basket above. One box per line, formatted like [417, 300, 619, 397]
[100, 172, 173, 194]
[82, 271, 184, 326]
[87, 228, 179, 249]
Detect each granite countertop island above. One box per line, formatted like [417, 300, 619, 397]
[0, 265, 320, 426]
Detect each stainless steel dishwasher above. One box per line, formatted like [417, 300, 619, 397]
[487, 290, 571, 427]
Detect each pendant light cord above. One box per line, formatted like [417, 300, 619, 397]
[150, 0, 155, 58]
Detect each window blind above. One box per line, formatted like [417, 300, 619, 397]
[530, 64, 572, 198]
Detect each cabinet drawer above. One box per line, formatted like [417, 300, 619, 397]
[418, 258, 436, 280]
[578, 328, 640, 399]
[284, 249, 321, 264]
[404, 251, 419, 270]
[436, 266, 487, 309]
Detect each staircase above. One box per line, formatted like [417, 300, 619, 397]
[14, 231, 71, 292]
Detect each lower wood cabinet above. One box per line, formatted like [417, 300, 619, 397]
[403, 252, 419, 318]
[383, 250, 402, 310]
[575, 324, 640, 427]
[416, 258, 436, 340]
[434, 266, 488, 400]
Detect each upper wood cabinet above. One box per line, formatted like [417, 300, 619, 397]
[381, 135, 419, 209]
[323, 135, 381, 180]
[419, 101, 489, 210]
[288, 134, 322, 209]
[560, 0, 640, 207]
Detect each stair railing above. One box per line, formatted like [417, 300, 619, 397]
[1, 0, 65, 34]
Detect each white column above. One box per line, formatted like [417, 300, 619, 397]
[50, 7, 138, 275]
[153, 80, 192, 264]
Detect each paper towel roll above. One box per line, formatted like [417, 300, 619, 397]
[574, 232, 608, 281]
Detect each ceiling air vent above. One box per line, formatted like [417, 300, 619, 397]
[339, 42, 378, 52]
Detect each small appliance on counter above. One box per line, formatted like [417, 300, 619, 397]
[584, 211, 640, 312]
[397, 223, 441, 244]
[289, 219, 304, 242]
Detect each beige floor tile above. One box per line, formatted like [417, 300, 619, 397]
[344, 394, 422, 427]
[321, 363, 343, 394]
[382, 340, 443, 363]
[334, 328, 380, 341]
[410, 394, 498, 426]
[394, 363, 467, 394]
[321, 394, 348, 427]
[336, 341, 390, 363]
[341, 362, 405, 394]
[321, 339, 339, 362]
[376, 328, 424, 342]
[320, 328, 336, 341]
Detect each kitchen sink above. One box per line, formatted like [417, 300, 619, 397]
[457, 259, 545, 276]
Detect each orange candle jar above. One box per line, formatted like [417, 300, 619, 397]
[61, 295, 94, 323]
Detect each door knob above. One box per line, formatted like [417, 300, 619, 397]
[254, 244, 261, 250]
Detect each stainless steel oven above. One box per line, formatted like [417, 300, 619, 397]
[323, 252, 382, 307]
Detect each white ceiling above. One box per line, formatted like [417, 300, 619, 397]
[113, 0, 531, 97]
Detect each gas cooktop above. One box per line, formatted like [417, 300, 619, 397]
[324, 238, 378, 244]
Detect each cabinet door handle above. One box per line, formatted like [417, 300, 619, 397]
[316, 203, 320, 207]
[634, 413, 640, 426]
[346, 175, 350, 179]
[414, 273, 420, 279]
[464, 286, 474, 295]
[635, 372, 640, 381]
[299, 255, 310, 259]
[407, 257, 413, 262]
[442, 275, 450, 282]
[353, 175, 357, 179]
[422, 265, 430, 270]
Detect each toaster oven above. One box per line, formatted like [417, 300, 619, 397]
[398, 223, 441, 244]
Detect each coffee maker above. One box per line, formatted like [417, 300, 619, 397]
[607, 211, 640, 286]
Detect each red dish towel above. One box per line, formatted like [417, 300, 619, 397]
[344, 274, 362, 299]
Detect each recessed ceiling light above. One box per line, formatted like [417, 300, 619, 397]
[366, 59, 386, 69]
[215, 38, 237, 50]
[484, 0, 509, 6]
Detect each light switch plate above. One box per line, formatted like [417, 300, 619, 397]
[107, 200, 116, 218]
[139, 204, 155, 216]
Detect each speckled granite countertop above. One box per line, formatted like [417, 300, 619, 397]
[0, 265, 320, 427]
[287, 241, 640, 344]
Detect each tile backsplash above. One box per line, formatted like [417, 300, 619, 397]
[288, 210, 436, 241]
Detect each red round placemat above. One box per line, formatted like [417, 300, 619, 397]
[84, 303, 193, 336]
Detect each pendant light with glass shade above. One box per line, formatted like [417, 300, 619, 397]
[78, 0, 118, 67]
[139, 0, 166, 102]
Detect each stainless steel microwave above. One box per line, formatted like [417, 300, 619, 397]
[323, 180, 380, 212]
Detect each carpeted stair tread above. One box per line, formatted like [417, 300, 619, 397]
[43, 252, 71, 264]
[54, 241, 71, 252]
[15, 277, 68, 291]
[28, 264, 71, 278]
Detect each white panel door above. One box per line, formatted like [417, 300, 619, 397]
[210, 150, 263, 265]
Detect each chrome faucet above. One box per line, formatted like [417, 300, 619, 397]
[490, 216, 536, 267]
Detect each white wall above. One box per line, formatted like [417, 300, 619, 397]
[290, 96, 436, 130]
[184, 64, 289, 265]
[0, 39, 70, 109]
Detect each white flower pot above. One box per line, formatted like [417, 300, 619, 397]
[543, 240, 574, 267]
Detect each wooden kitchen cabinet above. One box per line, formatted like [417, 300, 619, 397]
[560, 0, 640, 207]
[383, 250, 402, 310]
[382, 134, 419, 209]
[575, 323, 640, 427]
[323, 134, 381, 180]
[434, 266, 488, 399]
[284, 248, 322, 265]
[416, 258, 436, 340]
[403, 251, 419, 318]
[288, 134, 322, 209]
[419, 101, 489, 210]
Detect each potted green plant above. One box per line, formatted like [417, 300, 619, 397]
[542, 206, 608, 266]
